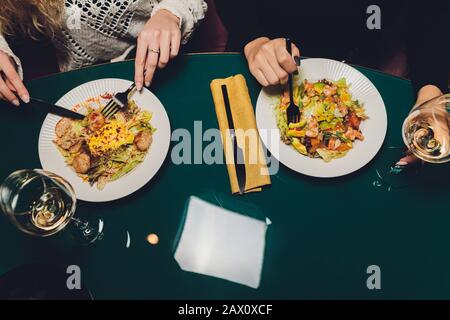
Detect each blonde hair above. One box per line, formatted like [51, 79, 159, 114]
[0, 0, 64, 39]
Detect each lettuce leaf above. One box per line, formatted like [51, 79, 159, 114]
[316, 148, 348, 162]
[110, 153, 145, 181]
[319, 118, 342, 130]
[334, 78, 347, 88]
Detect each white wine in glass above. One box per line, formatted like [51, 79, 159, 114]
[0, 170, 75, 236]
[402, 94, 450, 163]
[0, 169, 103, 243]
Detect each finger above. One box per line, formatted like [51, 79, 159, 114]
[0, 77, 19, 106]
[170, 30, 181, 58]
[417, 85, 443, 105]
[5, 78, 16, 92]
[263, 47, 289, 84]
[258, 55, 281, 86]
[252, 68, 269, 87]
[143, 30, 160, 86]
[2, 62, 29, 102]
[292, 43, 301, 61]
[395, 154, 421, 172]
[158, 32, 171, 69]
[144, 49, 160, 86]
[292, 44, 301, 67]
[275, 46, 298, 74]
[134, 37, 149, 90]
[399, 154, 420, 165]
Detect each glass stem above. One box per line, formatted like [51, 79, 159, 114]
[70, 217, 104, 244]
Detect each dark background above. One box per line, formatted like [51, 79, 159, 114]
[5, 0, 450, 92]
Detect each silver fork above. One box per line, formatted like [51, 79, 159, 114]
[101, 83, 137, 119]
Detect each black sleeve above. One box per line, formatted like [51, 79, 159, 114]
[214, 0, 269, 51]
[406, 1, 449, 95]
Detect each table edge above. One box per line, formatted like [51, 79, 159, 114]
[27, 52, 413, 85]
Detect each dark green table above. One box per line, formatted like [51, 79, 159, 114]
[0, 54, 449, 299]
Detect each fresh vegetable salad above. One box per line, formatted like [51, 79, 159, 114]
[276, 78, 368, 162]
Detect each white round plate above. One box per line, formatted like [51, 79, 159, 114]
[256, 58, 387, 178]
[39, 78, 171, 202]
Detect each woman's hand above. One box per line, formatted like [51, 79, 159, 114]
[416, 85, 443, 106]
[135, 9, 181, 90]
[0, 50, 29, 106]
[396, 85, 443, 168]
[244, 37, 301, 87]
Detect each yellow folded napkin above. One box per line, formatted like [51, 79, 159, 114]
[210, 74, 271, 194]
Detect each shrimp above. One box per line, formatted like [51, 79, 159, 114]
[328, 137, 336, 150]
[280, 90, 290, 109]
[134, 130, 153, 151]
[306, 87, 316, 97]
[88, 111, 105, 132]
[303, 81, 316, 97]
[305, 117, 319, 138]
[346, 112, 361, 129]
[323, 85, 337, 96]
[72, 153, 91, 174]
[304, 81, 314, 90]
[334, 104, 348, 117]
[345, 127, 364, 141]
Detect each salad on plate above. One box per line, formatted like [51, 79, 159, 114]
[54, 93, 156, 189]
[276, 78, 368, 162]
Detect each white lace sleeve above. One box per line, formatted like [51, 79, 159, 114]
[152, 0, 208, 44]
[0, 34, 23, 79]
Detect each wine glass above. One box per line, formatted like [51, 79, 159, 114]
[402, 94, 450, 163]
[0, 169, 103, 243]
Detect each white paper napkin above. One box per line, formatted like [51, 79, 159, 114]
[174, 196, 270, 289]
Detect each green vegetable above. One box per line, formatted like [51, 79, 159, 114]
[136, 111, 153, 123]
[292, 138, 308, 155]
[287, 129, 306, 138]
[288, 119, 306, 129]
[316, 148, 347, 162]
[314, 82, 325, 93]
[275, 106, 288, 139]
[71, 121, 84, 136]
[334, 78, 347, 88]
[111, 148, 132, 163]
[335, 132, 351, 143]
[79, 115, 89, 127]
[110, 157, 143, 181]
[319, 118, 342, 130]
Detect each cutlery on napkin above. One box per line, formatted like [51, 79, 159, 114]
[174, 196, 270, 289]
[210, 74, 271, 194]
[221, 84, 246, 194]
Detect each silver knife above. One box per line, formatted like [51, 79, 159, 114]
[30, 98, 85, 120]
[221, 85, 246, 195]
